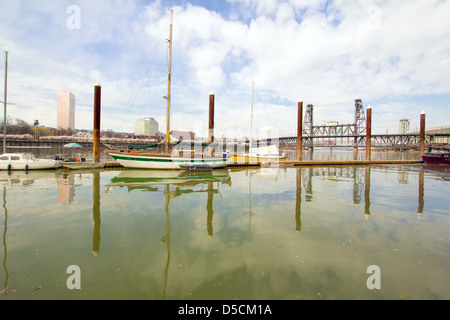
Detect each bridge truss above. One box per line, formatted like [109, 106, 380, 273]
[265, 99, 449, 149]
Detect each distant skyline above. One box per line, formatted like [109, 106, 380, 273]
[1, 0, 449, 138]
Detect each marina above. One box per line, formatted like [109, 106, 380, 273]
[1, 2, 450, 302]
[0, 153, 449, 300]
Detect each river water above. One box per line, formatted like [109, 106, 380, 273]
[0, 151, 449, 300]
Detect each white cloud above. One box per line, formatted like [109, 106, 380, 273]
[1, 0, 449, 135]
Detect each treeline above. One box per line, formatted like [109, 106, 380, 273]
[0, 118, 32, 135]
[0, 117, 74, 136]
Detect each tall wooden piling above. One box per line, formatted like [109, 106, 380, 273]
[419, 111, 426, 156]
[366, 106, 372, 161]
[297, 101, 303, 161]
[93, 82, 101, 163]
[209, 91, 215, 143]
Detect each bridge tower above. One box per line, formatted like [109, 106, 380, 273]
[304, 104, 314, 135]
[355, 99, 366, 135]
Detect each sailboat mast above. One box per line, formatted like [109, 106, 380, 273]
[249, 81, 254, 152]
[165, 9, 174, 154]
[3, 51, 8, 154]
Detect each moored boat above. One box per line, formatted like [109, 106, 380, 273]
[108, 141, 228, 170]
[231, 145, 287, 165]
[107, 10, 229, 170]
[422, 146, 450, 165]
[0, 153, 63, 170]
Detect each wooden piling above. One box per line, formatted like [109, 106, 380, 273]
[419, 111, 426, 156]
[297, 101, 303, 161]
[366, 106, 372, 161]
[209, 91, 215, 143]
[93, 82, 101, 163]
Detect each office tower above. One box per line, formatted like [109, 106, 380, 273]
[57, 92, 75, 131]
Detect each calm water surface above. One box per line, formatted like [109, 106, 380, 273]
[0, 154, 449, 300]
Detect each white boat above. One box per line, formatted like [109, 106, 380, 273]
[107, 10, 228, 170]
[109, 141, 228, 170]
[0, 153, 63, 170]
[232, 145, 287, 164]
[229, 82, 287, 164]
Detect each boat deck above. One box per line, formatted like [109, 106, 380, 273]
[103, 159, 422, 168]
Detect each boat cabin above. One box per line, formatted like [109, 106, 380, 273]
[171, 141, 227, 159]
[0, 153, 35, 162]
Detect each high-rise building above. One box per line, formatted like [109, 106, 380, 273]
[398, 118, 410, 134]
[135, 117, 159, 137]
[57, 92, 75, 131]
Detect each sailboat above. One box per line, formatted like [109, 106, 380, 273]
[0, 51, 62, 171]
[107, 10, 228, 170]
[231, 82, 287, 164]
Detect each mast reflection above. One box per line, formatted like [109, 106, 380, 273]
[107, 169, 231, 299]
[1, 187, 9, 296]
[161, 184, 171, 300]
[206, 182, 214, 237]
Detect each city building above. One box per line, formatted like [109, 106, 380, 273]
[398, 118, 410, 134]
[135, 117, 159, 137]
[57, 92, 75, 131]
[31, 126, 58, 140]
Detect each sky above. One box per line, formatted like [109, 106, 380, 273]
[0, 0, 449, 138]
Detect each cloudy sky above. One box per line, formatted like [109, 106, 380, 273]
[0, 0, 449, 138]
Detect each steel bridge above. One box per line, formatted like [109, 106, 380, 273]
[277, 133, 450, 150]
[261, 99, 450, 150]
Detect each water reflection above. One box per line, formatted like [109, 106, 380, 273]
[296, 169, 301, 232]
[418, 166, 424, 215]
[1, 163, 448, 300]
[2, 187, 9, 296]
[93, 172, 101, 256]
[106, 169, 231, 299]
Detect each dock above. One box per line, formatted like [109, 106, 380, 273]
[102, 161, 124, 168]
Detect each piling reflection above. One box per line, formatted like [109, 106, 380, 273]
[295, 169, 301, 232]
[418, 165, 424, 215]
[365, 167, 371, 220]
[92, 172, 101, 256]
